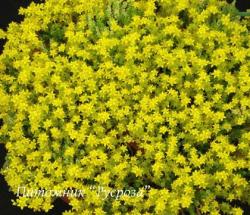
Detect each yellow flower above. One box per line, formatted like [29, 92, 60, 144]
[97, 112, 110, 123]
[131, 165, 143, 177]
[65, 147, 75, 157]
[50, 127, 62, 139]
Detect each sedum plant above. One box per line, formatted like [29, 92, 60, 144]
[0, 0, 250, 214]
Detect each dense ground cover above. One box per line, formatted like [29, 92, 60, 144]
[0, 0, 250, 214]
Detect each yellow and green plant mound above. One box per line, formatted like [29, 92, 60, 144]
[0, 0, 250, 214]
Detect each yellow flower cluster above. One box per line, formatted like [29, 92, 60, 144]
[0, 0, 250, 214]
